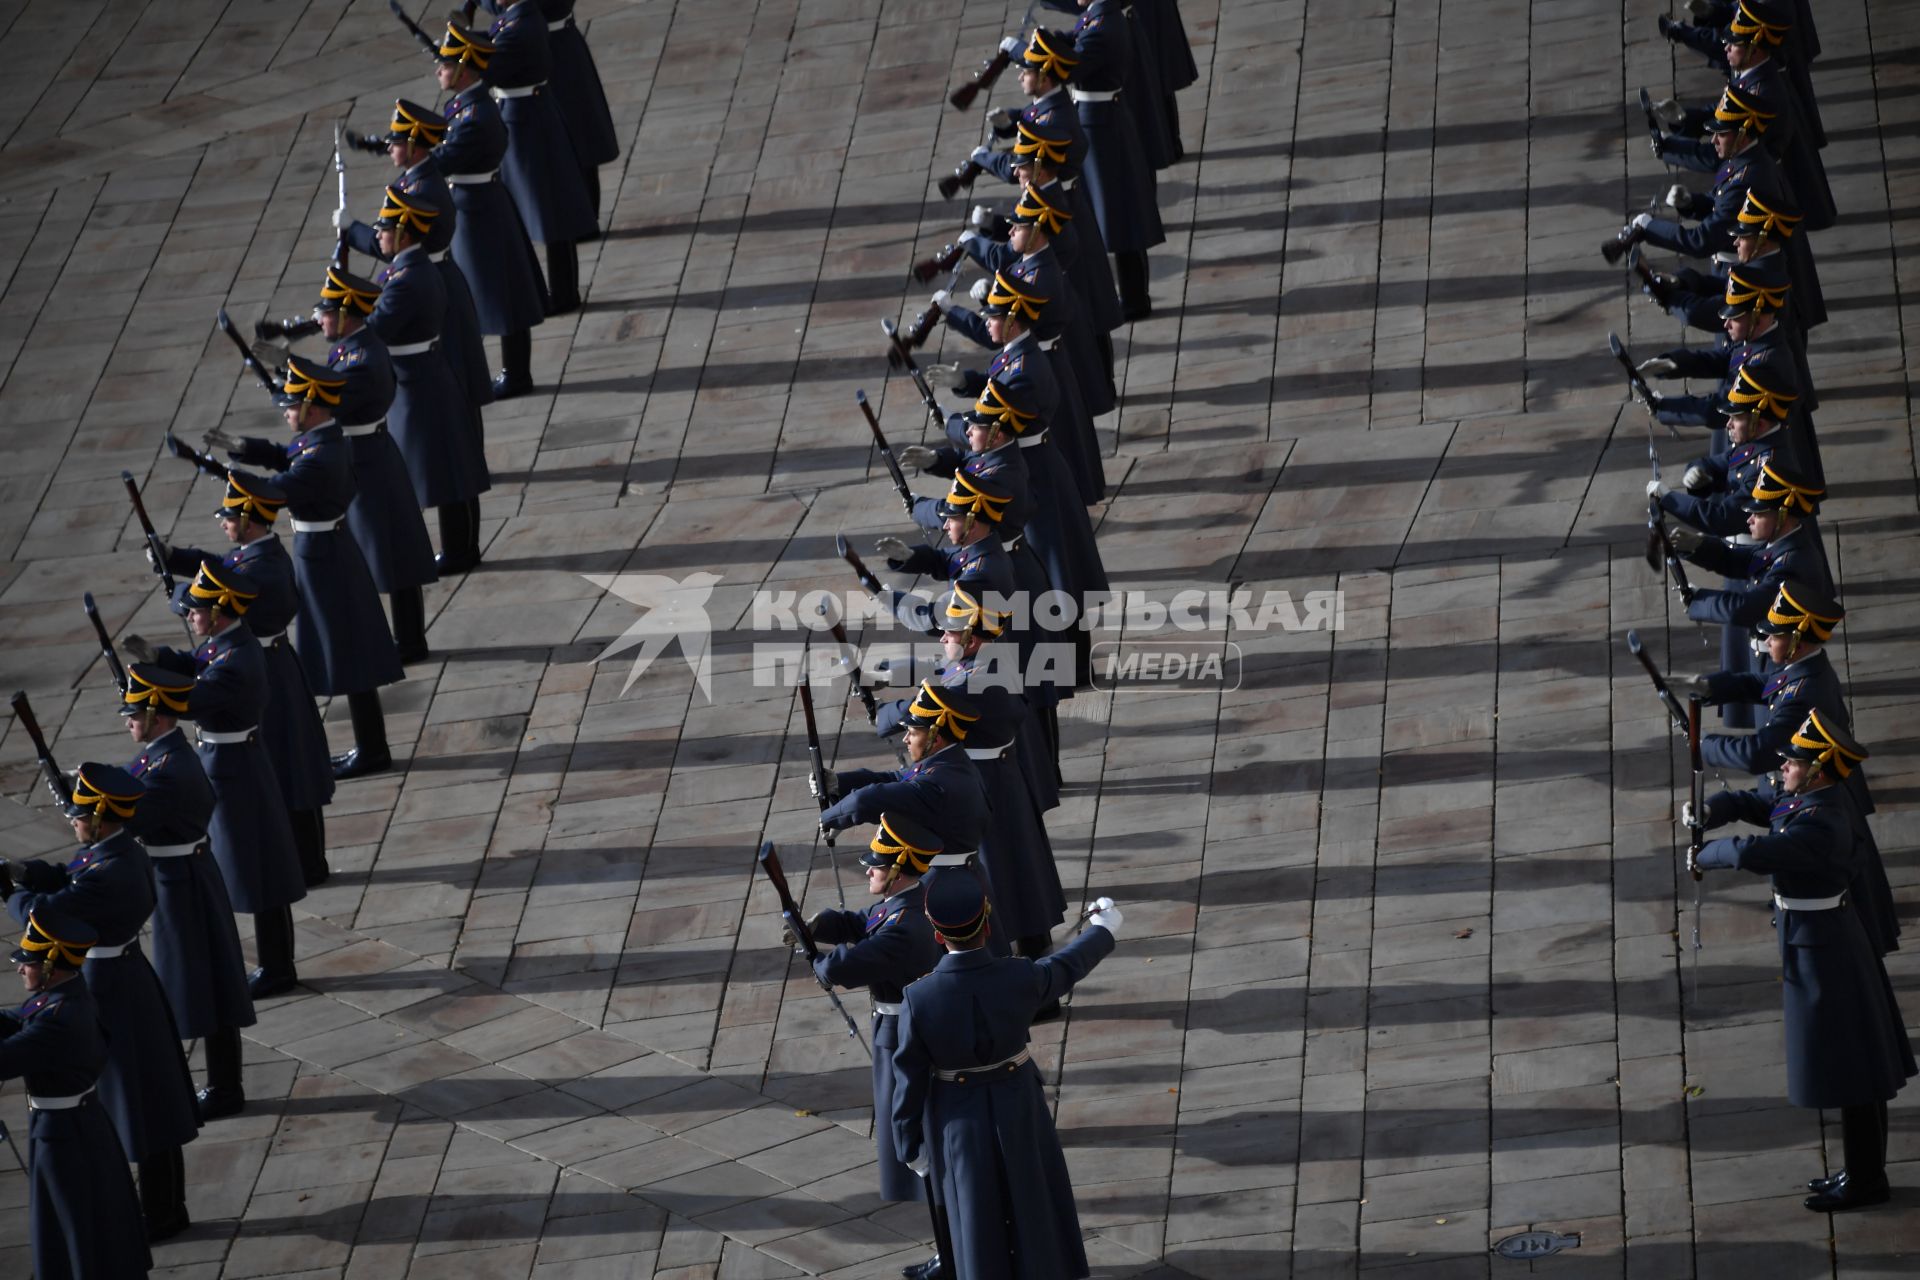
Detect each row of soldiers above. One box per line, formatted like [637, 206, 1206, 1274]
[767, 5, 1205, 1279]
[1602, 1, 1914, 1214]
[0, 4, 627, 1275]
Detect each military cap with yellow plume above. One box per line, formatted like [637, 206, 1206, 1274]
[936, 584, 1010, 641]
[1754, 580, 1841, 661]
[1715, 349, 1798, 422]
[1783, 708, 1867, 779]
[935, 468, 1015, 530]
[1010, 184, 1071, 235]
[1011, 104, 1074, 170]
[214, 473, 285, 527]
[385, 99, 447, 149]
[1718, 256, 1789, 319]
[1733, 187, 1801, 242]
[121, 661, 195, 727]
[274, 352, 347, 411]
[1741, 458, 1821, 516]
[1021, 28, 1078, 83]
[63, 761, 144, 824]
[1724, 0, 1790, 49]
[861, 812, 944, 876]
[981, 265, 1050, 323]
[903, 679, 980, 742]
[436, 20, 494, 70]
[1706, 86, 1774, 137]
[12, 907, 97, 971]
[969, 376, 1042, 437]
[181, 560, 260, 619]
[373, 183, 438, 238]
[316, 264, 381, 317]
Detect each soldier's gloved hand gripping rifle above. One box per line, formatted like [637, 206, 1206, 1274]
[757, 841, 867, 1053]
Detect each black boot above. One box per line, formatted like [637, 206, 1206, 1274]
[140, 1144, 190, 1241]
[493, 328, 534, 399]
[331, 690, 392, 779]
[249, 906, 298, 998]
[290, 807, 329, 887]
[390, 586, 428, 664]
[546, 240, 581, 315]
[1114, 250, 1151, 321]
[466, 498, 484, 566]
[436, 504, 477, 575]
[902, 1256, 950, 1280]
[197, 1024, 246, 1120]
[1807, 1103, 1891, 1211]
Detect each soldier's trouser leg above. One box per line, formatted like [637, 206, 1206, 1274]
[1094, 329, 1116, 389]
[546, 240, 581, 314]
[290, 806, 329, 887]
[254, 905, 298, 985]
[204, 1023, 244, 1100]
[1164, 93, 1184, 161]
[1841, 1101, 1889, 1185]
[391, 586, 427, 661]
[582, 166, 602, 224]
[347, 689, 391, 767]
[1113, 250, 1151, 319]
[139, 1143, 189, 1238]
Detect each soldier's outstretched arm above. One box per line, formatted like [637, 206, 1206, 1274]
[817, 918, 921, 990]
[1695, 807, 1850, 877]
[1030, 920, 1116, 1004]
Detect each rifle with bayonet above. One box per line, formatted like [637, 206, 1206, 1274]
[82, 594, 129, 693]
[797, 665, 846, 907]
[881, 320, 948, 421]
[947, 1, 1039, 111]
[756, 841, 866, 1049]
[123, 471, 176, 598]
[823, 614, 879, 723]
[1638, 87, 1666, 156]
[163, 431, 230, 481]
[9, 691, 69, 808]
[856, 390, 917, 518]
[837, 532, 885, 596]
[1624, 630, 1689, 733]
[911, 241, 966, 285]
[386, 0, 439, 52]
[217, 309, 282, 394]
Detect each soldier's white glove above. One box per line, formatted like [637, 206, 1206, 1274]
[1086, 897, 1123, 936]
[988, 107, 1015, 131]
[929, 362, 968, 392]
[1681, 673, 1712, 697]
[1653, 97, 1686, 127]
[957, 229, 984, 252]
[331, 206, 350, 231]
[999, 35, 1023, 56]
[1637, 357, 1678, 377]
[1630, 211, 1654, 231]
[1665, 184, 1690, 212]
[875, 536, 912, 561]
[1681, 800, 1701, 829]
[1683, 463, 1712, 492]
[806, 771, 837, 801]
[121, 634, 156, 663]
[202, 427, 242, 454]
[1667, 526, 1704, 555]
[144, 540, 169, 573]
[969, 145, 994, 169]
[968, 205, 997, 232]
[930, 290, 952, 312]
[969, 278, 991, 304]
[1647, 478, 1671, 499]
[908, 1150, 931, 1177]
[899, 445, 941, 472]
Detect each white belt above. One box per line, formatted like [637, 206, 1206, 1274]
[198, 726, 257, 744]
[930, 853, 973, 867]
[873, 1000, 903, 1016]
[429, 250, 449, 263]
[1060, 177, 1077, 190]
[291, 517, 342, 533]
[143, 842, 202, 859]
[87, 942, 131, 959]
[964, 745, 1011, 760]
[1038, 336, 1060, 351]
[1016, 432, 1048, 447]
[935, 1048, 1030, 1081]
[490, 83, 545, 99]
[341, 424, 382, 437]
[1775, 893, 1845, 911]
[1069, 88, 1119, 103]
[446, 171, 498, 185]
[28, 1089, 95, 1111]
[255, 630, 286, 643]
[387, 338, 436, 356]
